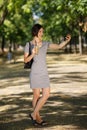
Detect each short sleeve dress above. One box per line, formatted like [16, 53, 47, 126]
[24, 41, 50, 89]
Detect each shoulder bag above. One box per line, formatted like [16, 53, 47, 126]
[24, 42, 33, 69]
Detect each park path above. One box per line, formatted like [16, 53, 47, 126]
[0, 53, 87, 130]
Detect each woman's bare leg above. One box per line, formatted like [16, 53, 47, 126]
[32, 89, 42, 122]
[32, 88, 40, 109]
[31, 87, 50, 121]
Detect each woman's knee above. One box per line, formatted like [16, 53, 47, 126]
[42, 87, 50, 100]
[34, 94, 40, 100]
[46, 92, 50, 99]
[33, 89, 40, 100]
[33, 92, 40, 100]
[42, 92, 50, 100]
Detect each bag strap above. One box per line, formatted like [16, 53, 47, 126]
[29, 42, 32, 55]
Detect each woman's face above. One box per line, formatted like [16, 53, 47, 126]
[37, 28, 44, 39]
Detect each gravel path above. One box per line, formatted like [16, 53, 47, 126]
[0, 53, 87, 130]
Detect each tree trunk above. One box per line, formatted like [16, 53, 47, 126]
[1, 35, 5, 52]
[13, 42, 17, 63]
[0, 5, 8, 26]
[79, 27, 82, 54]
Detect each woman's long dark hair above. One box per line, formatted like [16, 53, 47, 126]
[32, 24, 43, 37]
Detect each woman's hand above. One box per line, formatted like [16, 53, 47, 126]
[32, 46, 39, 55]
[65, 34, 71, 43]
[32, 48, 36, 55]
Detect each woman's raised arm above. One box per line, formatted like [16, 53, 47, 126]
[49, 34, 71, 50]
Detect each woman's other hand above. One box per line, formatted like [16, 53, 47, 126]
[65, 34, 71, 43]
[32, 48, 36, 55]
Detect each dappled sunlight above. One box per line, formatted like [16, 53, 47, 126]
[0, 78, 29, 87]
[46, 101, 63, 107]
[13, 113, 28, 119]
[0, 53, 87, 129]
[47, 53, 87, 65]
[43, 93, 87, 129]
[0, 91, 86, 129]
[0, 105, 18, 112]
[62, 110, 71, 114]
[51, 83, 87, 97]
[0, 84, 32, 95]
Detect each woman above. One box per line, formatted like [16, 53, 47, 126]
[24, 24, 71, 126]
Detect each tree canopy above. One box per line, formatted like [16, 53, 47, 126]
[0, 0, 87, 53]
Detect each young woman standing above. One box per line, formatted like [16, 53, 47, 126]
[24, 24, 71, 126]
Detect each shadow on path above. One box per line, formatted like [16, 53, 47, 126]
[0, 92, 87, 130]
[0, 53, 87, 130]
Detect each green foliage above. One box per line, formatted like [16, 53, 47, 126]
[0, 0, 34, 46]
[32, 0, 87, 41]
[0, 0, 87, 47]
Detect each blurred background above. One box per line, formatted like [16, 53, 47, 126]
[0, 0, 87, 63]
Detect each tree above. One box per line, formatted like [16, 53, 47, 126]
[0, 0, 8, 26]
[0, 0, 34, 52]
[32, 0, 87, 54]
[0, 0, 87, 55]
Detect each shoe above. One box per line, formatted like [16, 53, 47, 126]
[29, 114, 39, 126]
[38, 120, 48, 126]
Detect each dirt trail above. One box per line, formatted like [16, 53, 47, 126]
[0, 53, 87, 130]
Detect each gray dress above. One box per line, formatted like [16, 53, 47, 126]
[24, 41, 50, 89]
